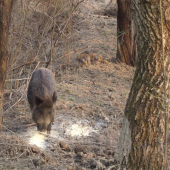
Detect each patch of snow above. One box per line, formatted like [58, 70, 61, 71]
[66, 124, 97, 137]
[29, 132, 46, 149]
[24, 118, 100, 149]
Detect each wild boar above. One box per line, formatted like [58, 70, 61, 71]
[27, 68, 57, 133]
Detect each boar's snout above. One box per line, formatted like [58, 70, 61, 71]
[37, 122, 52, 133]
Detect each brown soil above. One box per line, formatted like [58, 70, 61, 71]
[1, 0, 136, 170]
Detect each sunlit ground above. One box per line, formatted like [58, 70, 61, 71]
[29, 132, 46, 149]
[66, 124, 97, 137]
[26, 120, 98, 149]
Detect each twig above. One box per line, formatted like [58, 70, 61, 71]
[71, 0, 85, 9]
[19, 123, 36, 128]
[5, 78, 30, 81]
[4, 96, 23, 113]
[9, 60, 47, 72]
[54, 47, 88, 62]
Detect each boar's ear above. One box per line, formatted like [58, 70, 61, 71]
[52, 91, 57, 103]
[35, 96, 44, 106]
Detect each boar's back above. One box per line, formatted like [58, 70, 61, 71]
[27, 68, 57, 109]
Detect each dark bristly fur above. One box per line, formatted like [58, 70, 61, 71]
[27, 68, 57, 133]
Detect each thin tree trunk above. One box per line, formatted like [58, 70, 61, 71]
[115, 0, 170, 169]
[0, 1, 13, 131]
[116, 0, 136, 66]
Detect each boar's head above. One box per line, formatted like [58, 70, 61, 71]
[32, 92, 57, 133]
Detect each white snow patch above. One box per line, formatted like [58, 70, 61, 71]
[66, 124, 97, 137]
[24, 119, 99, 149]
[29, 132, 46, 149]
[27, 128, 46, 149]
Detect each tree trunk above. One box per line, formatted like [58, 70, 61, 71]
[0, 1, 13, 131]
[115, 0, 170, 169]
[116, 0, 136, 66]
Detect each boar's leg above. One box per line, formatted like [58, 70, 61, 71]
[47, 123, 52, 134]
[52, 91, 57, 103]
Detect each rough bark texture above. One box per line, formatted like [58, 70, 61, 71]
[0, 1, 13, 131]
[116, 0, 136, 66]
[115, 0, 170, 169]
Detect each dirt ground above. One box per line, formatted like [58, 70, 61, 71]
[0, 0, 136, 170]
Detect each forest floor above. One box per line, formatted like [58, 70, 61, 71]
[0, 0, 137, 170]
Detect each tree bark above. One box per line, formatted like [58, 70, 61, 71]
[116, 0, 136, 66]
[0, 1, 13, 131]
[115, 0, 170, 169]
